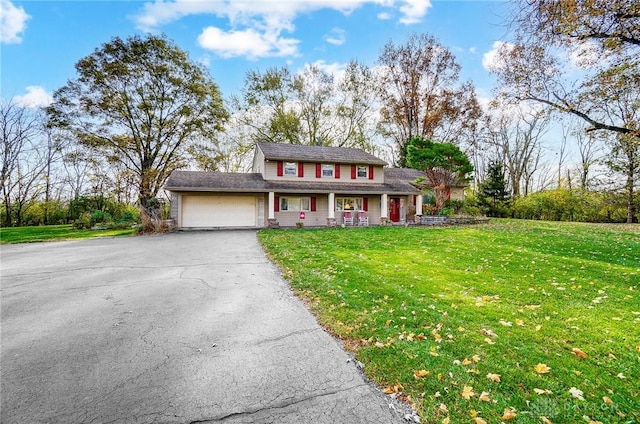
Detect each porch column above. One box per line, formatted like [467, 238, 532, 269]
[328, 192, 335, 219]
[268, 192, 275, 219]
[415, 194, 423, 216]
[381, 193, 388, 219]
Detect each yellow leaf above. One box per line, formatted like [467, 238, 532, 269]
[442, 418, 450, 424]
[484, 337, 495, 345]
[462, 358, 473, 366]
[534, 388, 552, 395]
[487, 373, 501, 382]
[535, 324, 542, 331]
[472, 354, 481, 363]
[382, 383, 403, 394]
[571, 347, 588, 358]
[385, 319, 392, 326]
[540, 417, 553, 424]
[479, 391, 491, 402]
[502, 409, 517, 420]
[458, 326, 466, 332]
[516, 319, 525, 326]
[413, 369, 429, 378]
[534, 363, 551, 374]
[461, 385, 476, 400]
[588, 421, 603, 424]
[374, 341, 385, 348]
[473, 417, 487, 424]
[603, 396, 613, 405]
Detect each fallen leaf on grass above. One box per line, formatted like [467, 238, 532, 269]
[571, 348, 588, 358]
[413, 369, 429, 378]
[616, 373, 626, 379]
[569, 387, 585, 400]
[603, 396, 613, 405]
[479, 391, 491, 402]
[481, 328, 498, 338]
[534, 363, 551, 374]
[442, 417, 449, 424]
[374, 341, 385, 348]
[383, 383, 403, 394]
[461, 385, 476, 400]
[534, 388, 552, 395]
[540, 417, 553, 424]
[473, 418, 487, 424]
[487, 373, 501, 382]
[502, 409, 517, 420]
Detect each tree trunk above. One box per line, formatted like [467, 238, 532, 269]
[626, 171, 636, 224]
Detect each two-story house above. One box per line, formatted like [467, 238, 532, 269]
[165, 142, 456, 229]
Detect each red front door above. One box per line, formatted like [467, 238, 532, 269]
[389, 197, 400, 222]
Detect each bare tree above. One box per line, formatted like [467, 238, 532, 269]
[377, 32, 482, 166]
[484, 101, 550, 197]
[1, 101, 47, 226]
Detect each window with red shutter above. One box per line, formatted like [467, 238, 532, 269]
[311, 197, 317, 212]
[298, 162, 304, 177]
[277, 161, 283, 176]
[351, 165, 356, 179]
[316, 163, 321, 178]
[369, 165, 374, 180]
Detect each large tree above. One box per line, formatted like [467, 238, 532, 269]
[493, 0, 639, 141]
[406, 136, 473, 210]
[47, 34, 227, 212]
[377, 33, 481, 166]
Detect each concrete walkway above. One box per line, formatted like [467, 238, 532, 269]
[1, 231, 409, 423]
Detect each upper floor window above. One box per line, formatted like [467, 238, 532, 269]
[357, 166, 368, 178]
[284, 162, 297, 176]
[322, 164, 334, 177]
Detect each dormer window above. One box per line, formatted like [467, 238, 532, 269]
[284, 162, 297, 176]
[322, 164, 334, 177]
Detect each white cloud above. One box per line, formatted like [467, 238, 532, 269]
[398, 0, 431, 24]
[377, 11, 392, 20]
[567, 40, 602, 69]
[324, 28, 346, 46]
[197, 26, 299, 59]
[307, 60, 347, 78]
[134, 0, 433, 60]
[482, 41, 515, 72]
[469, 46, 476, 54]
[1, 0, 30, 44]
[14, 86, 53, 109]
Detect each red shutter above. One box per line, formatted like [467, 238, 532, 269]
[351, 165, 356, 179]
[335, 164, 340, 179]
[274, 196, 279, 212]
[277, 161, 283, 176]
[298, 162, 304, 177]
[311, 197, 317, 212]
[316, 163, 321, 178]
[369, 165, 374, 180]
[363, 197, 368, 211]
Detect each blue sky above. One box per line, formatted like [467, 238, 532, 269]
[1, 0, 510, 108]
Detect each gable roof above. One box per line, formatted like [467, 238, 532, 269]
[165, 170, 420, 195]
[256, 142, 387, 166]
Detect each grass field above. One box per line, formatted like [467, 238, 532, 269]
[0, 224, 135, 244]
[259, 220, 640, 424]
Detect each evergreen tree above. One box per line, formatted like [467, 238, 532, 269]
[478, 161, 511, 217]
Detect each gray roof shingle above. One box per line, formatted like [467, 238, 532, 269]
[256, 142, 387, 166]
[165, 170, 420, 194]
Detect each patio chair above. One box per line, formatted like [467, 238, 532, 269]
[357, 211, 369, 226]
[343, 211, 354, 226]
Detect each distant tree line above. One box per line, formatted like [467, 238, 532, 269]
[1, 0, 637, 227]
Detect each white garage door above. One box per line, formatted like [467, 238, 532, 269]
[182, 195, 256, 228]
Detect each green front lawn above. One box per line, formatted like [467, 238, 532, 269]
[259, 220, 640, 424]
[0, 224, 135, 244]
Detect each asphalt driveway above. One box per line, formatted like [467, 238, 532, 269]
[1, 231, 409, 423]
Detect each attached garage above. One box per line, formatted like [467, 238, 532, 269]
[181, 194, 258, 228]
